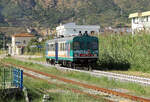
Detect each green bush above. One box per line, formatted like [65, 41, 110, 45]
[98, 34, 150, 72]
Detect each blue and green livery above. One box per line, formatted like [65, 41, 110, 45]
[45, 34, 99, 68]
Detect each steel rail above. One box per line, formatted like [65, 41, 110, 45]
[23, 72, 113, 102]
[3, 62, 150, 102]
[11, 57, 150, 85]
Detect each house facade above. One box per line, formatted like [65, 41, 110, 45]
[9, 33, 35, 55]
[129, 11, 150, 34]
[56, 22, 100, 37]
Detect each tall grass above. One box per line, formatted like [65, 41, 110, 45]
[98, 34, 150, 72]
[2, 58, 150, 97]
[24, 77, 104, 102]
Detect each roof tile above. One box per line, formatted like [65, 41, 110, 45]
[13, 33, 35, 37]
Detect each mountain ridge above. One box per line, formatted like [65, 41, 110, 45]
[0, 0, 150, 27]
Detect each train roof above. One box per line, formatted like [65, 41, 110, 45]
[46, 36, 74, 43]
[46, 35, 98, 43]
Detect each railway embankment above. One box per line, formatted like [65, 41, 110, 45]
[0, 63, 107, 102]
[1, 57, 150, 100]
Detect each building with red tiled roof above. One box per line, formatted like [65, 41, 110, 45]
[9, 33, 35, 55]
[12, 33, 35, 37]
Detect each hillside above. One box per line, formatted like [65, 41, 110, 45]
[0, 0, 150, 28]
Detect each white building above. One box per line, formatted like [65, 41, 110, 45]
[9, 33, 35, 55]
[56, 22, 100, 37]
[129, 11, 150, 34]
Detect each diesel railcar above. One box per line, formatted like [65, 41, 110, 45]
[45, 34, 99, 69]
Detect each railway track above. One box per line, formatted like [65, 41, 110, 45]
[11, 56, 150, 86]
[23, 73, 112, 102]
[22, 59, 150, 86]
[3, 62, 150, 102]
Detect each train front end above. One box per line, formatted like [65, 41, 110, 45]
[73, 34, 99, 66]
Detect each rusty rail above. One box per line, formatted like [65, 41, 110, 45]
[3, 62, 150, 102]
[24, 72, 113, 102]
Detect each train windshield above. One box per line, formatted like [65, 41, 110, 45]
[87, 42, 98, 50]
[74, 41, 98, 50]
[91, 42, 98, 50]
[73, 42, 80, 50]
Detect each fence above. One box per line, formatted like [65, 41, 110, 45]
[0, 66, 23, 90]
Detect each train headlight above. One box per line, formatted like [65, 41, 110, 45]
[75, 54, 78, 57]
[94, 54, 97, 57]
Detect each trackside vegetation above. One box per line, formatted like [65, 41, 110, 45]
[98, 33, 150, 72]
[2, 58, 150, 98]
[0, 65, 105, 102]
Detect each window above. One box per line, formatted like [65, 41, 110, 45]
[59, 43, 62, 51]
[73, 42, 80, 50]
[48, 44, 55, 51]
[63, 43, 65, 51]
[46, 44, 49, 51]
[62, 43, 64, 51]
[70, 42, 73, 50]
[59, 43, 66, 51]
[48, 44, 51, 51]
[23, 40, 26, 44]
[146, 16, 148, 22]
[133, 17, 138, 23]
[91, 42, 98, 50]
[80, 42, 85, 49]
[133, 18, 135, 23]
[87, 42, 98, 50]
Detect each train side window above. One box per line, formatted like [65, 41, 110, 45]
[60, 43, 63, 51]
[46, 44, 49, 51]
[65, 43, 68, 50]
[62, 43, 64, 51]
[63, 43, 65, 51]
[49, 44, 51, 51]
[49, 44, 55, 51]
[59, 43, 61, 51]
[52, 44, 55, 51]
[70, 42, 73, 50]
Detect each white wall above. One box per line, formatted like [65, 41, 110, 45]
[11, 36, 35, 55]
[56, 23, 100, 37]
[12, 36, 34, 47]
[131, 16, 150, 34]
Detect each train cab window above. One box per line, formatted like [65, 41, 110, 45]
[73, 42, 80, 50]
[91, 42, 98, 50]
[87, 42, 91, 49]
[80, 42, 85, 49]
